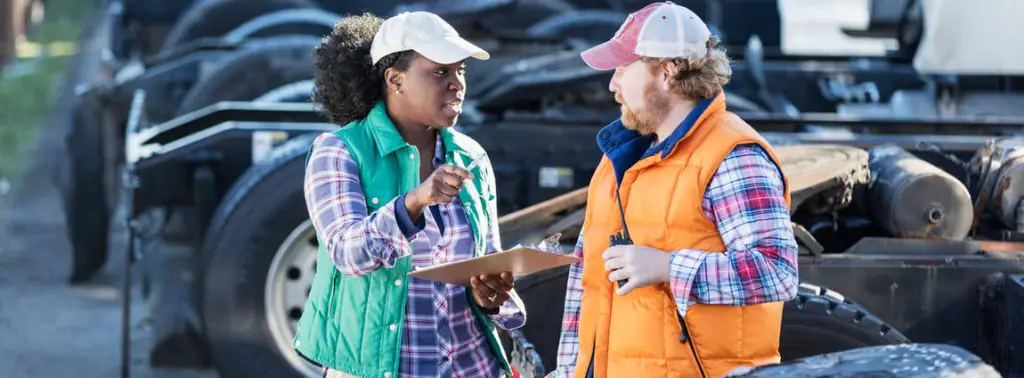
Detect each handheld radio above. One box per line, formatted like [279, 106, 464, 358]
[610, 180, 705, 377]
[610, 188, 633, 288]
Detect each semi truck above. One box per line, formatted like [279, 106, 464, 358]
[63, 0, 1022, 377]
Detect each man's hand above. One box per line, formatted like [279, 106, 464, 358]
[602, 245, 672, 295]
[470, 272, 514, 309]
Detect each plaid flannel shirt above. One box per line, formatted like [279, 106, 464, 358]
[304, 132, 525, 378]
[547, 143, 799, 378]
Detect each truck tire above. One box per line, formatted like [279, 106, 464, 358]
[501, 270, 908, 371]
[780, 283, 910, 360]
[63, 96, 110, 283]
[175, 36, 318, 116]
[524, 10, 626, 42]
[161, 0, 317, 53]
[199, 133, 322, 378]
[479, 0, 575, 33]
[253, 79, 313, 103]
[725, 343, 1001, 378]
[222, 8, 339, 45]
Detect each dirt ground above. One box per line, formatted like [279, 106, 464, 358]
[0, 7, 216, 378]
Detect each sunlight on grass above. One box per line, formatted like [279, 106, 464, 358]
[0, 0, 89, 199]
[16, 41, 78, 58]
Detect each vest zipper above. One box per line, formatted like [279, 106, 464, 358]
[615, 175, 706, 377]
[678, 314, 707, 378]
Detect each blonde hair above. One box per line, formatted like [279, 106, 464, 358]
[641, 36, 732, 101]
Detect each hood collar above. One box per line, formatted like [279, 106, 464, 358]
[596, 92, 726, 183]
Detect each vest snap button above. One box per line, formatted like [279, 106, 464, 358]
[294, 340, 300, 347]
[394, 279, 402, 286]
[371, 197, 379, 205]
[389, 324, 397, 331]
[384, 372, 391, 378]
[408, 153, 415, 160]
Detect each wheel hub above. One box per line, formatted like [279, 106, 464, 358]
[265, 219, 321, 378]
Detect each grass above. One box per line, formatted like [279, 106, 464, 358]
[0, 0, 90, 203]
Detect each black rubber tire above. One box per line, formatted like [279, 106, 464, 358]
[253, 79, 314, 103]
[725, 92, 769, 114]
[478, 0, 576, 33]
[199, 134, 318, 378]
[62, 97, 110, 284]
[161, 0, 317, 53]
[175, 36, 319, 116]
[222, 8, 339, 45]
[725, 343, 1001, 378]
[780, 283, 910, 361]
[501, 271, 909, 372]
[524, 10, 626, 42]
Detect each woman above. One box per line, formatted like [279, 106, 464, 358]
[292, 10, 525, 378]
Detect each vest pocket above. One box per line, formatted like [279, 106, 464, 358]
[361, 168, 399, 212]
[326, 270, 342, 314]
[607, 291, 677, 357]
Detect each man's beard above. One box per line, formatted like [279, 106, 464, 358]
[618, 83, 670, 136]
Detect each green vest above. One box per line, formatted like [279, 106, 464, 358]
[292, 101, 512, 378]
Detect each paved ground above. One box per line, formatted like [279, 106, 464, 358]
[0, 7, 216, 378]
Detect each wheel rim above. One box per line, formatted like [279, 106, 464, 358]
[265, 219, 321, 378]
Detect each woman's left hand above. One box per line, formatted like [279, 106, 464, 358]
[470, 272, 514, 309]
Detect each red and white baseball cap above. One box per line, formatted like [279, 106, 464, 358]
[581, 1, 713, 71]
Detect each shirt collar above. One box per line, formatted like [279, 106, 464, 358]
[364, 100, 466, 163]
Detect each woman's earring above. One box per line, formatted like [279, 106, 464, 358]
[394, 86, 402, 94]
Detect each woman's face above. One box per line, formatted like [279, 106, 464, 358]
[389, 54, 468, 129]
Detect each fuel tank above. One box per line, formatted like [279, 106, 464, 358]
[867, 145, 973, 240]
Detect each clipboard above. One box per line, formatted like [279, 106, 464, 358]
[407, 247, 580, 286]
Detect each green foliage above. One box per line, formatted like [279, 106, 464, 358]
[0, 0, 87, 183]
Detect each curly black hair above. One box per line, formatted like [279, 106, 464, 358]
[311, 12, 417, 126]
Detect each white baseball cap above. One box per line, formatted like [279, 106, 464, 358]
[370, 11, 490, 65]
[581, 1, 713, 70]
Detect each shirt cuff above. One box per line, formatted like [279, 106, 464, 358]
[669, 249, 707, 318]
[394, 193, 425, 239]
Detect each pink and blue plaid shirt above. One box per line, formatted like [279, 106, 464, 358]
[547, 143, 800, 378]
[303, 132, 525, 378]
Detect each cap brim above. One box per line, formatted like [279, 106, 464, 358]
[416, 36, 490, 65]
[580, 39, 640, 71]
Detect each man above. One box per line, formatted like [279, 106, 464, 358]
[546, 2, 800, 378]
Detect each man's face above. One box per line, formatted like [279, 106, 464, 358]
[610, 60, 670, 136]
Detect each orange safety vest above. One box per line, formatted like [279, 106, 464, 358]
[574, 93, 791, 378]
